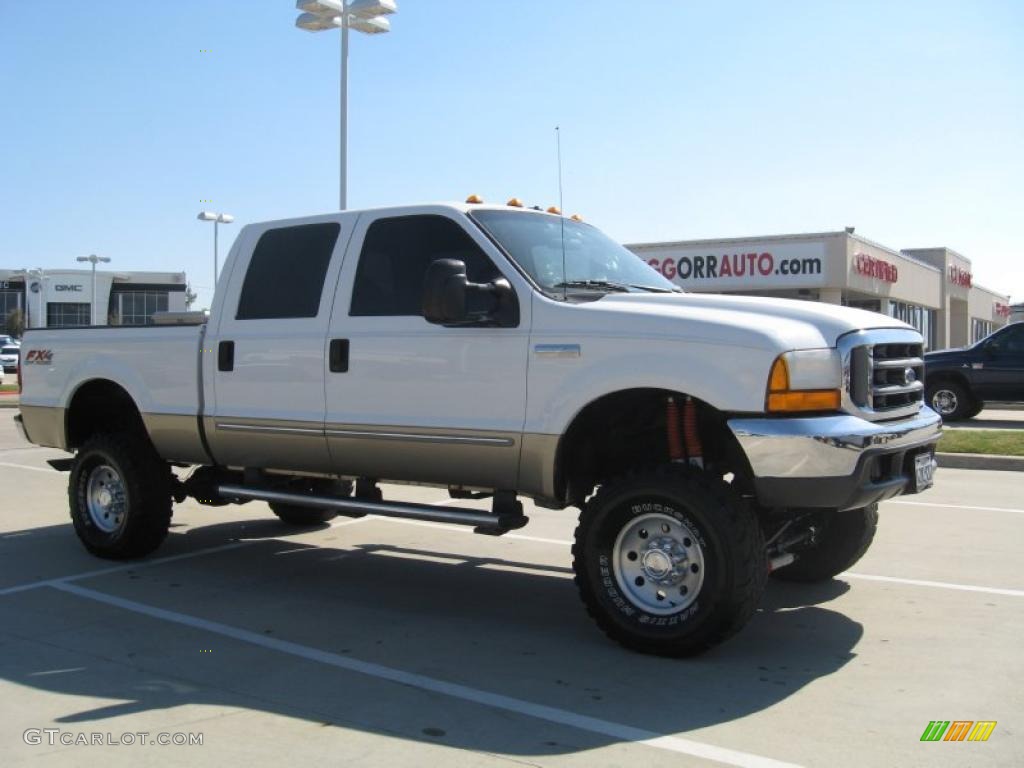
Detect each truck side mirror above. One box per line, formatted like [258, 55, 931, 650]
[423, 259, 469, 324]
[423, 259, 520, 328]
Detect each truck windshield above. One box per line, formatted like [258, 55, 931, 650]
[470, 210, 679, 296]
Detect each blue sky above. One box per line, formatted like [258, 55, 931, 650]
[1, 1, 1022, 309]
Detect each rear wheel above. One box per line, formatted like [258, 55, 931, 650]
[69, 432, 172, 559]
[572, 467, 767, 657]
[771, 505, 878, 583]
[926, 380, 974, 421]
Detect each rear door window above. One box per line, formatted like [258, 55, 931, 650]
[236, 223, 341, 320]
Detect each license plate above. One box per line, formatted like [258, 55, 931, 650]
[913, 452, 936, 492]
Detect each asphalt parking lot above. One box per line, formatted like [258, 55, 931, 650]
[1, 410, 1020, 767]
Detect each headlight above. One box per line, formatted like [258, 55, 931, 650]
[766, 349, 841, 413]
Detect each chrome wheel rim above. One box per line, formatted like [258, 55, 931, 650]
[612, 512, 705, 615]
[86, 464, 126, 533]
[931, 389, 958, 416]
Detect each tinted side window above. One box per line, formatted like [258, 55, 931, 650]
[350, 215, 500, 316]
[236, 223, 340, 320]
[992, 324, 1024, 354]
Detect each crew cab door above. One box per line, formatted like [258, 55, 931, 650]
[203, 218, 352, 472]
[974, 324, 1024, 401]
[323, 208, 530, 489]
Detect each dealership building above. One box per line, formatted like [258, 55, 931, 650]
[628, 230, 1012, 350]
[0, 269, 188, 330]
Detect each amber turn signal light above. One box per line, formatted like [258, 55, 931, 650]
[766, 355, 840, 413]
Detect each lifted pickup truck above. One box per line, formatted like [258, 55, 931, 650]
[924, 322, 1024, 420]
[16, 200, 941, 656]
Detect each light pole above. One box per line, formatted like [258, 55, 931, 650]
[295, 0, 397, 210]
[13, 268, 43, 329]
[76, 254, 111, 326]
[197, 211, 235, 288]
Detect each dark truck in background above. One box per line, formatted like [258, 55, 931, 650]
[924, 322, 1024, 420]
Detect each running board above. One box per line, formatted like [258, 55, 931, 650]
[216, 484, 529, 535]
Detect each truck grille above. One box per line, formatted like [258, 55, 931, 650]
[841, 330, 925, 422]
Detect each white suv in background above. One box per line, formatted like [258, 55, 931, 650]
[0, 344, 20, 375]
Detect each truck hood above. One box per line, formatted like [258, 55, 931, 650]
[579, 292, 914, 352]
[924, 347, 970, 362]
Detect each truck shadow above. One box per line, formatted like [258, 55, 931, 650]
[1, 517, 864, 757]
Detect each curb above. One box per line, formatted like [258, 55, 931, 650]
[0, 400, 19, 409]
[937, 452, 1024, 472]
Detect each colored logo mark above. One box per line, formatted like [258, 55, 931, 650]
[920, 721, 996, 742]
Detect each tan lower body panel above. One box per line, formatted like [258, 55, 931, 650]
[326, 424, 522, 491]
[143, 413, 210, 465]
[204, 416, 334, 474]
[17, 405, 67, 451]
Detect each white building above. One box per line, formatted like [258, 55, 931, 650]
[1, 269, 188, 330]
[628, 230, 1011, 350]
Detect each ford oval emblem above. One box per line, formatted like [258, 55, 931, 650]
[904, 367, 917, 385]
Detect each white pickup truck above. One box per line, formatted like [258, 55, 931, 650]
[16, 200, 941, 656]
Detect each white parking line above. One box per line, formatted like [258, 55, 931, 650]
[0, 460, 54, 474]
[887, 500, 1024, 515]
[840, 573, 1024, 597]
[367, 516, 1024, 598]
[367, 514, 571, 546]
[0, 542, 251, 596]
[50, 581, 802, 768]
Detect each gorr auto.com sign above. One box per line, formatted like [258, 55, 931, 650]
[636, 242, 827, 291]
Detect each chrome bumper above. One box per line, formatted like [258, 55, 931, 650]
[728, 407, 942, 511]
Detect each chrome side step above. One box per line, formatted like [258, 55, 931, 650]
[216, 484, 529, 535]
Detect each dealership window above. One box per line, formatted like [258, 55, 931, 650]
[112, 291, 169, 325]
[350, 215, 500, 316]
[46, 302, 90, 328]
[845, 299, 881, 313]
[236, 223, 340, 320]
[889, 301, 936, 350]
[971, 318, 995, 344]
[0, 289, 22, 324]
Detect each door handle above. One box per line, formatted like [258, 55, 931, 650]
[329, 339, 349, 373]
[218, 341, 234, 372]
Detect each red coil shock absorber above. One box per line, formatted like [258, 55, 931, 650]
[683, 396, 704, 468]
[666, 396, 684, 462]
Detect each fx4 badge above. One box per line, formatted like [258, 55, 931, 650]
[24, 349, 53, 364]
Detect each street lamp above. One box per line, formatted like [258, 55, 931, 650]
[76, 254, 111, 325]
[197, 211, 235, 288]
[294, 0, 397, 210]
[12, 268, 44, 329]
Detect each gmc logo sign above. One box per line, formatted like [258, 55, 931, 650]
[55, 285, 83, 292]
[24, 350, 53, 364]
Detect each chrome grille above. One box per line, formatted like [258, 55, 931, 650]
[839, 329, 925, 422]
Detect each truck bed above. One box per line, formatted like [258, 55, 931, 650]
[18, 324, 205, 454]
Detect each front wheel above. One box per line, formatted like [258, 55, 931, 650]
[926, 380, 975, 421]
[572, 468, 767, 657]
[269, 478, 352, 526]
[771, 505, 878, 583]
[69, 432, 173, 559]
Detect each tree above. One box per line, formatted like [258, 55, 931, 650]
[5, 308, 24, 338]
[185, 283, 198, 309]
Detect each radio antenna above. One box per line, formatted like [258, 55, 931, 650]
[556, 125, 567, 300]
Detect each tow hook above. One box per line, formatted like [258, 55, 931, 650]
[765, 521, 817, 572]
[768, 553, 795, 572]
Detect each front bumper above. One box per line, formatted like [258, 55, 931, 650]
[728, 407, 942, 511]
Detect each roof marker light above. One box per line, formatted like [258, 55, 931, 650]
[506, 197, 523, 207]
[546, 206, 561, 215]
[465, 194, 484, 204]
[570, 214, 584, 222]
